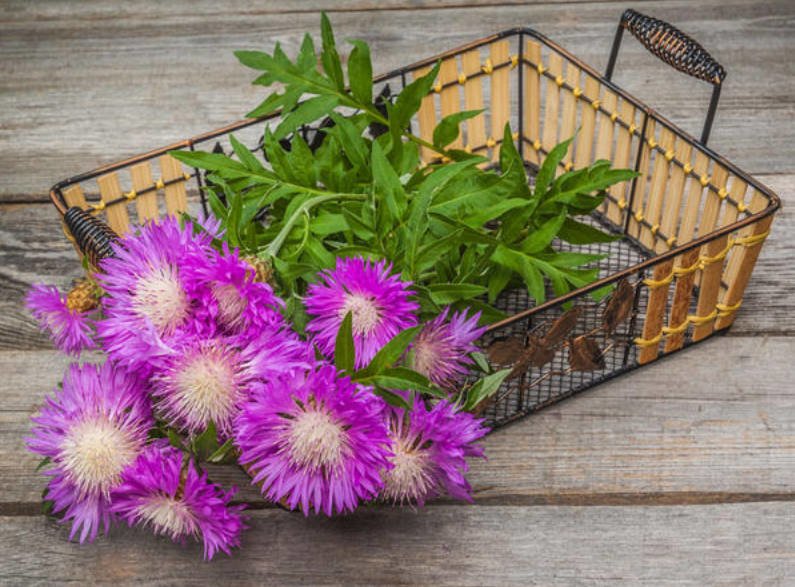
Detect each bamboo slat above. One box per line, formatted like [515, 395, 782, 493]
[692, 234, 729, 341]
[461, 49, 486, 153]
[638, 259, 674, 365]
[676, 150, 710, 244]
[573, 75, 600, 169]
[664, 248, 700, 353]
[608, 98, 636, 228]
[658, 137, 693, 251]
[629, 118, 655, 242]
[697, 164, 728, 238]
[438, 58, 463, 150]
[159, 155, 188, 216]
[413, 65, 437, 163]
[541, 52, 563, 155]
[718, 177, 750, 295]
[130, 162, 159, 224]
[62, 185, 88, 210]
[595, 89, 618, 223]
[643, 127, 675, 253]
[522, 40, 542, 165]
[489, 40, 511, 162]
[715, 192, 773, 331]
[96, 172, 130, 234]
[559, 62, 580, 166]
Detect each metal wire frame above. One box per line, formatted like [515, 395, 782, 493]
[48, 18, 781, 426]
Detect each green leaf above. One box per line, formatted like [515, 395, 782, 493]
[167, 429, 185, 450]
[519, 209, 566, 254]
[432, 109, 483, 148]
[366, 367, 445, 397]
[275, 95, 339, 140]
[320, 13, 345, 90]
[492, 245, 546, 303]
[534, 136, 574, 198]
[371, 140, 407, 220]
[392, 61, 441, 130]
[192, 422, 219, 461]
[463, 368, 512, 411]
[347, 39, 373, 104]
[335, 311, 355, 372]
[207, 438, 236, 464]
[356, 325, 421, 378]
[558, 217, 621, 244]
[35, 456, 52, 472]
[427, 283, 487, 305]
[371, 388, 412, 410]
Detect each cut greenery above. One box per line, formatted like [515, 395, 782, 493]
[171, 13, 636, 326]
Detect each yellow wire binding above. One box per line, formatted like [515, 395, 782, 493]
[734, 229, 770, 247]
[662, 320, 689, 335]
[716, 300, 742, 317]
[634, 332, 662, 347]
[510, 54, 519, 69]
[643, 273, 673, 289]
[482, 59, 493, 75]
[688, 310, 718, 325]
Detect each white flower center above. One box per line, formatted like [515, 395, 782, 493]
[382, 437, 434, 503]
[341, 293, 381, 336]
[173, 348, 239, 428]
[213, 283, 247, 331]
[132, 265, 189, 335]
[288, 409, 347, 471]
[61, 417, 138, 495]
[138, 495, 197, 538]
[410, 338, 437, 379]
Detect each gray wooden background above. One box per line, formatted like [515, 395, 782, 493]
[2, 0, 794, 584]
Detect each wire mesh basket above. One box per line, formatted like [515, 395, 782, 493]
[50, 9, 780, 430]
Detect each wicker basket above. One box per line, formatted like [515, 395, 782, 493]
[50, 9, 780, 430]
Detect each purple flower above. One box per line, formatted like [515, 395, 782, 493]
[381, 399, 488, 506]
[26, 284, 97, 356]
[151, 326, 313, 437]
[234, 364, 392, 516]
[189, 244, 285, 341]
[111, 442, 245, 560]
[27, 362, 152, 543]
[96, 216, 215, 372]
[305, 257, 419, 369]
[410, 308, 487, 389]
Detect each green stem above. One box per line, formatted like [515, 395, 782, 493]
[260, 192, 367, 259]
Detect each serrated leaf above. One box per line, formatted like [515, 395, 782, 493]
[558, 217, 621, 244]
[275, 95, 339, 140]
[206, 438, 236, 464]
[320, 13, 345, 90]
[192, 422, 219, 461]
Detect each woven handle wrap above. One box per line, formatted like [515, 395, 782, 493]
[620, 9, 726, 85]
[64, 207, 119, 267]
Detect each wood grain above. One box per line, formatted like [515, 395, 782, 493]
[3, 504, 795, 584]
[4, 334, 795, 507]
[1, 0, 793, 201]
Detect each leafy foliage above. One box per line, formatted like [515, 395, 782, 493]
[171, 14, 636, 325]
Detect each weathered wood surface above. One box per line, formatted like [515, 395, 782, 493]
[3, 336, 795, 510]
[1, 0, 794, 201]
[4, 503, 795, 585]
[1, 0, 794, 583]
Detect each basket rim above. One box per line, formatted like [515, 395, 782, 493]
[49, 26, 781, 331]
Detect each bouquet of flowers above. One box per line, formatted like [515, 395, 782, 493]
[26, 14, 634, 560]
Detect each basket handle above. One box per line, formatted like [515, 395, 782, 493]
[64, 207, 119, 267]
[604, 8, 726, 145]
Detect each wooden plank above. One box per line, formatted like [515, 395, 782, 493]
[461, 49, 486, 152]
[129, 162, 159, 223]
[541, 51, 562, 155]
[522, 39, 542, 165]
[488, 39, 511, 161]
[158, 155, 189, 216]
[4, 0, 793, 201]
[96, 173, 131, 234]
[5, 335, 795, 506]
[3, 504, 795, 584]
[413, 65, 437, 162]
